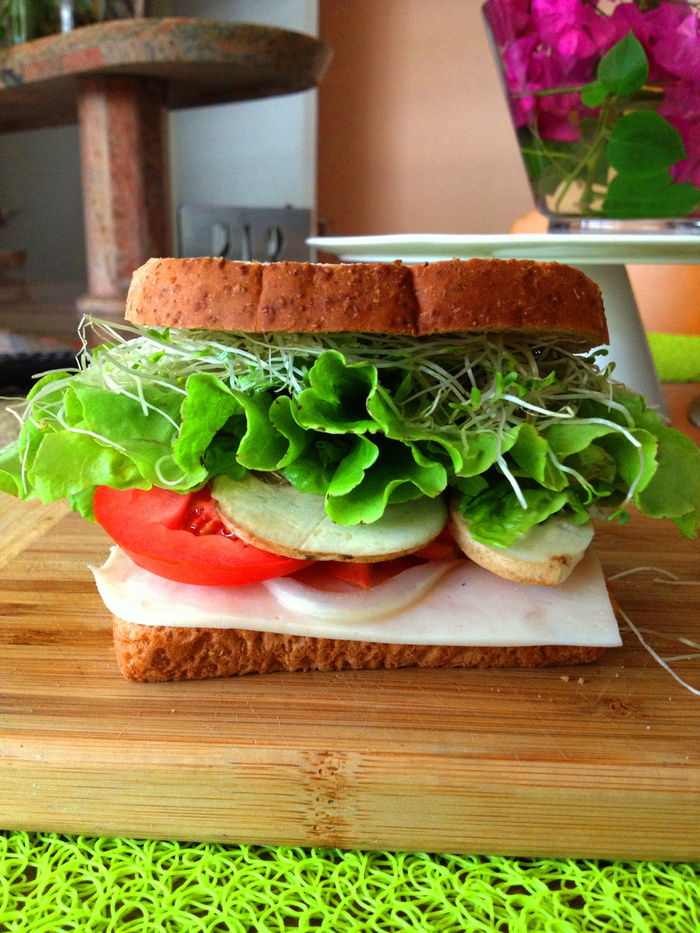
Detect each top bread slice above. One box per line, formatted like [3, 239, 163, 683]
[125, 257, 609, 348]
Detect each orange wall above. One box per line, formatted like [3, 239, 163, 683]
[317, 0, 533, 237]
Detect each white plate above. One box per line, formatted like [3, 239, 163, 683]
[307, 233, 700, 265]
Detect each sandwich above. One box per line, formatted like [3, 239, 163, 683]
[1, 256, 699, 681]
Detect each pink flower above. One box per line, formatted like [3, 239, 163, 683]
[660, 82, 700, 185]
[530, 0, 620, 60]
[648, 12, 700, 81]
[484, 0, 533, 45]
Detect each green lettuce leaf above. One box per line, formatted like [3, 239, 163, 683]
[292, 351, 378, 434]
[634, 420, 700, 525]
[30, 432, 148, 503]
[174, 373, 310, 479]
[366, 385, 468, 472]
[566, 443, 617, 487]
[0, 441, 24, 497]
[203, 438, 246, 482]
[68, 486, 100, 521]
[509, 423, 567, 490]
[268, 395, 310, 467]
[457, 481, 590, 548]
[325, 435, 379, 498]
[613, 391, 700, 536]
[325, 437, 447, 525]
[283, 434, 356, 495]
[173, 372, 244, 474]
[232, 389, 291, 471]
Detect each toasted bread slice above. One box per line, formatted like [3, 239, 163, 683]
[125, 257, 607, 347]
[112, 617, 607, 681]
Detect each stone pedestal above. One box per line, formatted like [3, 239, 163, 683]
[78, 74, 171, 307]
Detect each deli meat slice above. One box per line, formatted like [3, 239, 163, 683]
[92, 547, 621, 649]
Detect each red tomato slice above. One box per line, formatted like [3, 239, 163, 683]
[319, 557, 422, 590]
[412, 527, 461, 560]
[93, 485, 311, 586]
[314, 528, 463, 590]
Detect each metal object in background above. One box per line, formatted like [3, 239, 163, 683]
[178, 205, 313, 264]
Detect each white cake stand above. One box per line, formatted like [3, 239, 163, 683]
[308, 233, 700, 417]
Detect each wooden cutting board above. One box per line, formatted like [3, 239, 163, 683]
[1, 491, 698, 860]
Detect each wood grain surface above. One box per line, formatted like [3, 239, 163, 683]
[0, 491, 698, 859]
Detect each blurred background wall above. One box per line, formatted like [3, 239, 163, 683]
[316, 0, 532, 237]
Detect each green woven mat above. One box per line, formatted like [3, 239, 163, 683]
[1, 832, 698, 932]
[647, 332, 700, 383]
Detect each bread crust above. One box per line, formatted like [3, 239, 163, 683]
[125, 257, 608, 347]
[112, 616, 606, 682]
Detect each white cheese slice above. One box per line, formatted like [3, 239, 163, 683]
[91, 547, 621, 648]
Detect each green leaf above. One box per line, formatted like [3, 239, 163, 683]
[631, 415, 700, 531]
[325, 438, 446, 525]
[544, 421, 625, 458]
[607, 111, 687, 176]
[68, 487, 99, 521]
[203, 438, 247, 482]
[0, 441, 24, 498]
[283, 434, 356, 495]
[452, 474, 489, 499]
[17, 419, 44, 477]
[72, 383, 182, 446]
[25, 370, 72, 402]
[568, 444, 617, 486]
[597, 32, 648, 97]
[292, 351, 378, 434]
[366, 385, 467, 473]
[30, 432, 147, 502]
[62, 382, 194, 489]
[326, 435, 379, 497]
[671, 507, 700, 539]
[63, 385, 85, 427]
[457, 483, 571, 548]
[456, 430, 517, 478]
[581, 80, 609, 108]
[234, 390, 295, 471]
[268, 395, 311, 468]
[595, 428, 659, 495]
[603, 170, 700, 218]
[509, 423, 566, 489]
[173, 372, 243, 474]
[609, 390, 700, 535]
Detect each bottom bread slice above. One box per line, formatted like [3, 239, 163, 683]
[112, 617, 607, 682]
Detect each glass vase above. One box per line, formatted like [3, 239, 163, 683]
[58, 1, 145, 31]
[0, 0, 29, 44]
[0, 0, 144, 46]
[483, 0, 700, 233]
